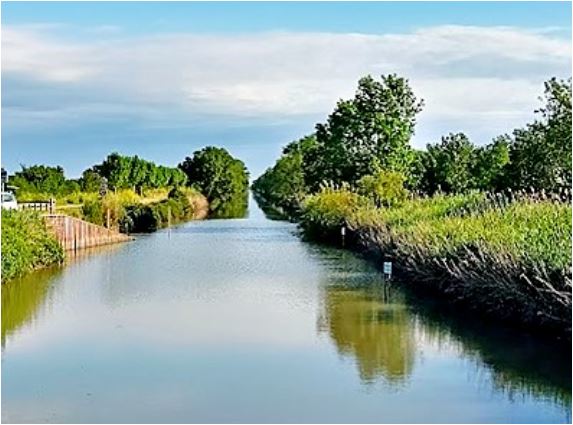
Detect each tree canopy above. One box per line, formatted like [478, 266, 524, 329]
[253, 74, 571, 217]
[178, 147, 249, 217]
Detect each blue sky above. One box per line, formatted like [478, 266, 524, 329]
[2, 1, 572, 178]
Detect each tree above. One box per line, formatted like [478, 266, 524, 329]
[80, 169, 105, 193]
[421, 133, 476, 194]
[92, 153, 187, 190]
[307, 74, 423, 189]
[179, 147, 249, 216]
[9, 165, 67, 195]
[471, 136, 510, 191]
[504, 78, 572, 191]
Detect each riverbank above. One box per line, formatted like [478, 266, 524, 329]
[1, 188, 209, 283]
[294, 187, 572, 339]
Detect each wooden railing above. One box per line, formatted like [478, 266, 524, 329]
[19, 199, 56, 214]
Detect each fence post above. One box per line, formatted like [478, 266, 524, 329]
[49, 198, 55, 214]
[106, 208, 111, 229]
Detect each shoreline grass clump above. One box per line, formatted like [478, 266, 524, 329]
[300, 188, 572, 337]
[1, 210, 64, 283]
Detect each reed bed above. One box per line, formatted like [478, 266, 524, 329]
[301, 188, 572, 337]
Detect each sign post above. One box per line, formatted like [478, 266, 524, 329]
[383, 261, 393, 280]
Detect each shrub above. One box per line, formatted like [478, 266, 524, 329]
[356, 170, 409, 207]
[301, 183, 370, 241]
[1, 210, 64, 282]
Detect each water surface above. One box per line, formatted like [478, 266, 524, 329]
[2, 202, 571, 423]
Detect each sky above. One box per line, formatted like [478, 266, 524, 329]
[2, 1, 572, 179]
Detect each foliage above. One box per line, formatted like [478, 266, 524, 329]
[300, 184, 370, 240]
[179, 146, 249, 216]
[79, 169, 106, 193]
[421, 133, 477, 193]
[356, 170, 409, 207]
[120, 187, 200, 232]
[1, 210, 64, 282]
[251, 135, 316, 217]
[8, 165, 75, 198]
[300, 188, 571, 334]
[91, 153, 188, 191]
[503, 78, 572, 192]
[472, 136, 510, 191]
[254, 75, 571, 220]
[305, 74, 423, 189]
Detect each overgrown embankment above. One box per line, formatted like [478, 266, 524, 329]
[1, 211, 64, 282]
[299, 186, 572, 337]
[80, 187, 209, 232]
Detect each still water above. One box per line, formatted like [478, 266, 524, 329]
[2, 202, 571, 423]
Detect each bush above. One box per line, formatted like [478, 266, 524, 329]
[1, 210, 64, 282]
[300, 183, 370, 241]
[356, 170, 409, 207]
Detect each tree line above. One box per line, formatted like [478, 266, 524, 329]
[252, 75, 572, 216]
[6, 146, 250, 217]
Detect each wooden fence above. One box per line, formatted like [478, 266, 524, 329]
[44, 214, 133, 251]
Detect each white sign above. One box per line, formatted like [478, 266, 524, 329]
[383, 261, 392, 276]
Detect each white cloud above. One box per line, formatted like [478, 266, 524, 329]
[2, 24, 571, 145]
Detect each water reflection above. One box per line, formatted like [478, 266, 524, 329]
[410, 295, 572, 409]
[2, 244, 125, 349]
[318, 284, 415, 385]
[318, 274, 570, 410]
[2, 267, 60, 348]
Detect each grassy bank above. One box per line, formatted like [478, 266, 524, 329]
[1, 188, 208, 282]
[299, 187, 572, 337]
[1, 211, 64, 282]
[18, 187, 209, 232]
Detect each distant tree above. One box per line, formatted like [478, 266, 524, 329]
[471, 136, 510, 191]
[421, 133, 476, 194]
[80, 169, 105, 193]
[9, 165, 67, 195]
[179, 147, 249, 215]
[92, 153, 187, 190]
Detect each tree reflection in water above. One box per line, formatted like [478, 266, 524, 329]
[2, 267, 61, 348]
[318, 283, 416, 385]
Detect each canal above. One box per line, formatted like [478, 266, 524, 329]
[2, 200, 571, 423]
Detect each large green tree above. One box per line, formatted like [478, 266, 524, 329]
[306, 74, 423, 189]
[178, 147, 249, 216]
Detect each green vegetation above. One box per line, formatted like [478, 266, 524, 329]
[253, 75, 571, 212]
[88, 153, 188, 191]
[253, 73, 571, 336]
[7, 148, 248, 221]
[1, 210, 64, 282]
[178, 146, 249, 217]
[2, 148, 242, 281]
[302, 188, 571, 335]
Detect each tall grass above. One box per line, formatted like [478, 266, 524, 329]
[300, 188, 572, 336]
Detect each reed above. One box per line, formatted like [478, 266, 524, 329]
[301, 188, 572, 336]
